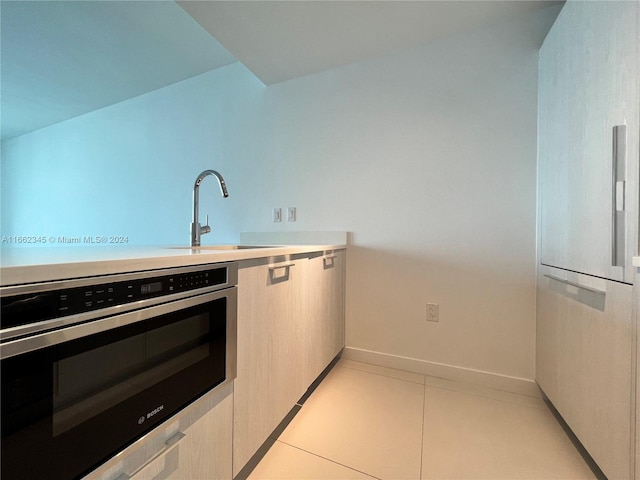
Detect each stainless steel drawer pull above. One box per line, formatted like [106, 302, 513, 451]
[268, 263, 295, 283]
[323, 255, 337, 268]
[268, 263, 295, 271]
[544, 274, 605, 295]
[116, 431, 186, 480]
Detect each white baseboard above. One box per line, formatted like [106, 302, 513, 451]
[342, 346, 540, 398]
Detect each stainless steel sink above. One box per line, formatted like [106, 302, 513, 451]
[169, 245, 280, 250]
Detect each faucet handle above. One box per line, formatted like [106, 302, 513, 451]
[200, 215, 211, 236]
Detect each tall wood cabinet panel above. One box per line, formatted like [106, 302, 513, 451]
[538, 0, 639, 284]
[233, 250, 347, 476]
[233, 257, 307, 477]
[304, 251, 346, 386]
[537, 265, 634, 479]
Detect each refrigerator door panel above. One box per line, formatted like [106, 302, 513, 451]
[538, 0, 639, 284]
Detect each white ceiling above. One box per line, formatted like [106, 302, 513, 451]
[178, 0, 564, 86]
[1, 0, 563, 140]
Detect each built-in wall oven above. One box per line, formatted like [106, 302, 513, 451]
[0, 262, 237, 480]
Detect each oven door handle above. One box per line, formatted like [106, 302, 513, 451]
[115, 431, 186, 480]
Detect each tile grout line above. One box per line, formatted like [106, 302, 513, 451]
[342, 363, 545, 410]
[338, 364, 426, 386]
[274, 439, 384, 480]
[236, 357, 340, 480]
[426, 379, 543, 400]
[424, 383, 547, 410]
[340, 361, 543, 405]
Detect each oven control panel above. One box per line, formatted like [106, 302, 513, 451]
[1, 265, 231, 331]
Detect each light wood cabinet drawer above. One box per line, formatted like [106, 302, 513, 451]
[537, 265, 634, 479]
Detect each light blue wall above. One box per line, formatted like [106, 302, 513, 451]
[1, 7, 550, 380]
[1, 63, 264, 246]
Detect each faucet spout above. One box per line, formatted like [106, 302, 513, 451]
[191, 169, 228, 247]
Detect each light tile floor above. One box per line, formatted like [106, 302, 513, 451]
[248, 359, 596, 480]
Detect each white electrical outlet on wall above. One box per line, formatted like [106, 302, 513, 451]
[272, 208, 282, 222]
[426, 303, 439, 322]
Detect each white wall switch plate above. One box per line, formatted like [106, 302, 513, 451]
[287, 207, 296, 222]
[273, 208, 282, 222]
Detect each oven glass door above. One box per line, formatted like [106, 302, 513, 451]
[1, 290, 231, 480]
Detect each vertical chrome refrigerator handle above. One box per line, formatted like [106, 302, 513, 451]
[611, 125, 627, 267]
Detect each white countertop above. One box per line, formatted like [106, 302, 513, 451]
[0, 243, 346, 286]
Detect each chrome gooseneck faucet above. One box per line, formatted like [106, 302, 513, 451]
[191, 169, 228, 247]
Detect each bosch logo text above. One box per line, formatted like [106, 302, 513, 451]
[147, 405, 164, 419]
